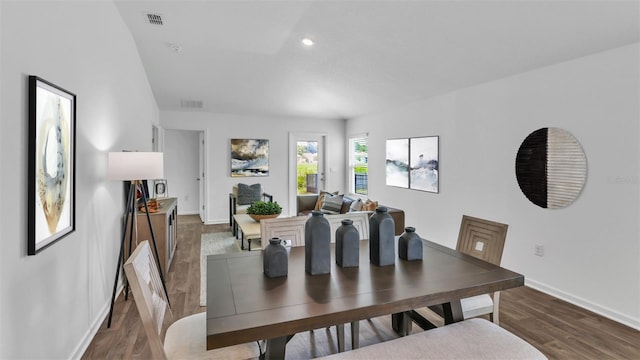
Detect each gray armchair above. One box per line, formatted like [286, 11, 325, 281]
[229, 183, 273, 236]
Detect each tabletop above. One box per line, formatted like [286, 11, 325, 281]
[206, 238, 523, 350]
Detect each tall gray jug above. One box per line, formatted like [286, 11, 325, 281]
[369, 206, 395, 266]
[305, 210, 331, 275]
[398, 227, 423, 261]
[335, 219, 360, 267]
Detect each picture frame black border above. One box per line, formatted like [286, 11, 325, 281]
[28, 75, 77, 255]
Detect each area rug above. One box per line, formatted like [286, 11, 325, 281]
[200, 232, 260, 306]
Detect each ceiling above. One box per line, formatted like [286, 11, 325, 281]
[114, 1, 640, 120]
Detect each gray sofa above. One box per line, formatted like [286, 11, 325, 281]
[297, 194, 405, 235]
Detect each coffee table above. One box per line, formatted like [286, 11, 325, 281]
[205, 238, 524, 358]
[232, 214, 261, 250]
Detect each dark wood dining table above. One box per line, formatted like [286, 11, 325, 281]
[206, 239, 524, 359]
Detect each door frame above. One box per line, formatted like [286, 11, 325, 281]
[288, 132, 327, 216]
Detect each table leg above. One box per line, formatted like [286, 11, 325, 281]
[442, 299, 464, 324]
[241, 231, 245, 250]
[351, 320, 360, 349]
[336, 323, 345, 352]
[264, 336, 288, 360]
[391, 312, 410, 336]
[248, 239, 252, 251]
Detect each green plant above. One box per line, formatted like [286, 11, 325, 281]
[246, 201, 282, 215]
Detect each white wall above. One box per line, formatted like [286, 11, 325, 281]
[0, 2, 158, 359]
[161, 112, 346, 223]
[347, 44, 640, 329]
[164, 129, 201, 214]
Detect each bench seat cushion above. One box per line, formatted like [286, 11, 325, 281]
[317, 318, 546, 360]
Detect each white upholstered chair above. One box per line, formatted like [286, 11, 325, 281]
[124, 241, 260, 359]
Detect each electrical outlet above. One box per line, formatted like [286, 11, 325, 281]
[534, 244, 544, 257]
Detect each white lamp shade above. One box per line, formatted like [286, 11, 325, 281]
[108, 152, 164, 180]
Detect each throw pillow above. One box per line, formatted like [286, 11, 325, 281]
[361, 199, 378, 211]
[321, 194, 344, 214]
[314, 190, 339, 210]
[349, 198, 363, 212]
[237, 183, 262, 205]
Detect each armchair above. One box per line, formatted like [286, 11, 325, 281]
[229, 183, 273, 236]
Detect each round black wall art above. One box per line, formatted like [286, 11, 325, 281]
[515, 127, 587, 209]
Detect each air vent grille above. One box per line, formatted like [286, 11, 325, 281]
[181, 100, 204, 109]
[146, 13, 163, 25]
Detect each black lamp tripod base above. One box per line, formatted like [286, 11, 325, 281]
[106, 180, 170, 328]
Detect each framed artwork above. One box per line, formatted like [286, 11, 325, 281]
[409, 136, 439, 193]
[385, 138, 409, 188]
[154, 179, 168, 198]
[230, 139, 269, 177]
[28, 75, 76, 255]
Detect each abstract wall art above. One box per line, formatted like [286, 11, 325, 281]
[28, 75, 76, 255]
[515, 127, 587, 209]
[409, 136, 439, 193]
[385, 138, 409, 188]
[231, 138, 269, 177]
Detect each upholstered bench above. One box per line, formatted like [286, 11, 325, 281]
[317, 318, 547, 359]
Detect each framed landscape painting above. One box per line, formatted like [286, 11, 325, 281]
[386, 138, 409, 188]
[28, 75, 76, 255]
[231, 138, 269, 177]
[409, 136, 439, 193]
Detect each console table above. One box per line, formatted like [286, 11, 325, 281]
[125, 197, 178, 277]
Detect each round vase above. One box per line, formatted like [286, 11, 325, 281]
[369, 206, 395, 266]
[336, 219, 360, 268]
[263, 237, 288, 278]
[305, 210, 331, 275]
[398, 226, 423, 261]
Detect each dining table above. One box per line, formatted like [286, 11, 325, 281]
[206, 238, 524, 359]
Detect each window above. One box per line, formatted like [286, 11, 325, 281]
[349, 136, 368, 195]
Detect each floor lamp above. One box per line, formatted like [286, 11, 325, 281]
[106, 151, 169, 328]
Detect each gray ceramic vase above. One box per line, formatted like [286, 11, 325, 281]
[305, 210, 331, 275]
[398, 226, 423, 261]
[369, 206, 395, 266]
[336, 219, 360, 267]
[263, 237, 288, 278]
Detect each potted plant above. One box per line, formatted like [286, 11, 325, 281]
[246, 201, 282, 222]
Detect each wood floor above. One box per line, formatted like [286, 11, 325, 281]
[82, 215, 640, 359]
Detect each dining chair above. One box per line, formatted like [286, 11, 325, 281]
[124, 240, 260, 360]
[429, 214, 509, 325]
[259, 215, 367, 352]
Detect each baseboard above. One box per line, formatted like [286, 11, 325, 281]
[70, 285, 124, 360]
[204, 218, 229, 225]
[179, 210, 200, 215]
[525, 278, 640, 330]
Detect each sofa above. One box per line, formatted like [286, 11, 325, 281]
[297, 193, 405, 235]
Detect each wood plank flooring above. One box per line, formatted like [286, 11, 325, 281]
[82, 215, 639, 359]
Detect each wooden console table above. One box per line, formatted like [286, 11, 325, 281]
[125, 197, 178, 277]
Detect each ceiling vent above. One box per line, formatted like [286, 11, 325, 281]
[145, 13, 164, 26]
[181, 99, 204, 109]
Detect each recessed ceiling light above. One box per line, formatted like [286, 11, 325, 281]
[301, 38, 314, 47]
